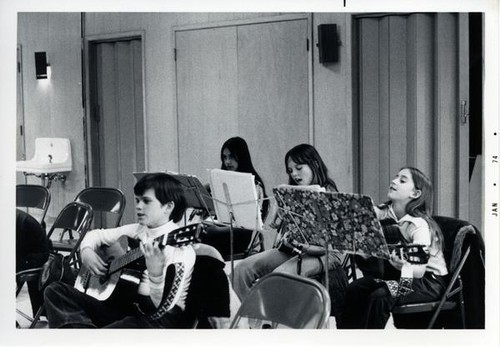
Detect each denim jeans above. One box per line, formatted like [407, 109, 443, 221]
[232, 248, 340, 301]
[44, 281, 184, 328]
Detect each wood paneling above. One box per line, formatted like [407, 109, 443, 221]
[93, 39, 145, 225]
[238, 19, 309, 191]
[458, 14, 470, 220]
[434, 13, 458, 215]
[388, 16, 407, 180]
[408, 14, 434, 174]
[359, 18, 380, 199]
[176, 27, 238, 181]
[357, 13, 466, 217]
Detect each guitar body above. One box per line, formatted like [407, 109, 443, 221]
[74, 239, 144, 302]
[74, 223, 204, 302]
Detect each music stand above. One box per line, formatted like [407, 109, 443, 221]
[209, 169, 263, 284]
[273, 185, 391, 290]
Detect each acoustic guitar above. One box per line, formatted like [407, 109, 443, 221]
[74, 223, 204, 302]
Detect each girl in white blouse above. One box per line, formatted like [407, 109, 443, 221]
[337, 167, 447, 329]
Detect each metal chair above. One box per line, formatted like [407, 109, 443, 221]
[16, 209, 51, 328]
[16, 267, 46, 328]
[46, 201, 94, 268]
[392, 216, 484, 329]
[229, 272, 331, 329]
[74, 187, 126, 228]
[16, 184, 51, 228]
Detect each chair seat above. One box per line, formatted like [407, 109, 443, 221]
[17, 268, 43, 283]
[393, 300, 457, 314]
[52, 239, 79, 251]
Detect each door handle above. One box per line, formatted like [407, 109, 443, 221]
[461, 100, 469, 124]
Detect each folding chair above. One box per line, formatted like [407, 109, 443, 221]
[229, 272, 331, 329]
[15, 209, 51, 328]
[18, 202, 92, 328]
[16, 267, 46, 328]
[392, 216, 484, 329]
[16, 184, 51, 229]
[46, 201, 94, 269]
[74, 187, 126, 228]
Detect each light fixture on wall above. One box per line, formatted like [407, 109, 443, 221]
[317, 24, 340, 64]
[35, 51, 49, 79]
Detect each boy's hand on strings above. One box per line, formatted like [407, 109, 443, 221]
[81, 248, 108, 276]
[140, 240, 167, 278]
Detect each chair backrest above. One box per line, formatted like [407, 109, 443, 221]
[46, 202, 93, 259]
[230, 272, 331, 329]
[16, 184, 51, 225]
[74, 187, 125, 228]
[432, 216, 482, 271]
[433, 215, 485, 328]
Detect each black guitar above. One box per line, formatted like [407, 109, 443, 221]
[74, 223, 204, 301]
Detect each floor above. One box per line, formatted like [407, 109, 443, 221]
[16, 284, 48, 329]
[16, 260, 395, 329]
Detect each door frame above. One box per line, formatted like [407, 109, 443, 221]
[83, 30, 147, 187]
[172, 13, 314, 173]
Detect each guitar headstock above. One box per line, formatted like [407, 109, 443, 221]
[389, 244, 430, 265]
[161, 223, 207, 247]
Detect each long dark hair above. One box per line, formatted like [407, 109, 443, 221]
[220, 137, 269, 218]
[401, 167, 444, 252]
[284, 144, 338, 192]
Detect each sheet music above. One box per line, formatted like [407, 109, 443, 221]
[209, 169, 263, 230]
[273, 185, 391, 259]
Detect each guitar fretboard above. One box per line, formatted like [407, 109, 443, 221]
[106, 225, 199, 275]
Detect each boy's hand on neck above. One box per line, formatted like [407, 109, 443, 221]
[140, 240, 167, 277]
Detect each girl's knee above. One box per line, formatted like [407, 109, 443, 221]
[273, 260, 297, 274]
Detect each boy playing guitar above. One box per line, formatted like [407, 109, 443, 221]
[44, 173, 197, 328]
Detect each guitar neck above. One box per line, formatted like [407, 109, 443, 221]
[108, 247, 144, 274]
[106, 223, 201, 275]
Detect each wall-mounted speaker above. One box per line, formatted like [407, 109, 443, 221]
[317, 24, 339, 64]
[34, 52, 48, 79]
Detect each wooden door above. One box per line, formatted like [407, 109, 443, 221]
[356, 13, 471, 218]
[237, 19, 310, 192]
[89, 38, 145, 226]
[175, 18, 310, 192]
[176, 27, 238, 181]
